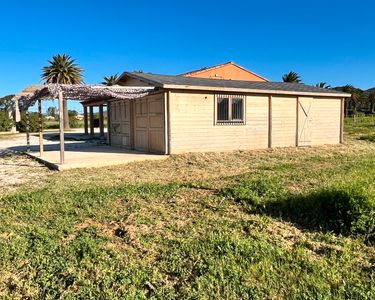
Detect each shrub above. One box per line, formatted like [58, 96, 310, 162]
[68, 110, 79, 128]
[0, 111, 13, 131]
[16, 112, 41, 133]
[285, 185, 375, 242]
[222, 179, 375, 243]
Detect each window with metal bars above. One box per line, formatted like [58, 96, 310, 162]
[216, 94, 245, 125]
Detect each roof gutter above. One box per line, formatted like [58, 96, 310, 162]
[162, 84, 351, 98]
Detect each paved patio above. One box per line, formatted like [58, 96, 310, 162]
[27, 145, 166, 170]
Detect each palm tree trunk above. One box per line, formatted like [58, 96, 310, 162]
[63, 99, 70, 130]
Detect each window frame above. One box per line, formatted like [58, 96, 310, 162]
[214, 94, 246, 125]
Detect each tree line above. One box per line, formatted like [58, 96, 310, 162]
[282, 71, 375, 116]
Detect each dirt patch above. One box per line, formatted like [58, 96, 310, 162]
[0, 154, 52, 195]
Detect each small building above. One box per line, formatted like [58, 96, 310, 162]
[182, 61, 268, 82]
[102, 72, 350, 154]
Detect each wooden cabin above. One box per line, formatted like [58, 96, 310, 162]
[101, 72, 350, 154]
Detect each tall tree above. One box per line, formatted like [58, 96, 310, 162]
[282, 71, 302, 83]
[340, 85, 364, 115]
[368, 91, 375, 113]
[316, 82, 331, 89]
[0, 95, 15, 112]
[101, 74, 119, 86]
[41, 54, 83, 129]
[47, 107, 57, 119]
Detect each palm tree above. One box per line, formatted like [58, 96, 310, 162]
[341, 85, 364, 115]
[316, 82, 331, 89]
[282, 71, 302, 83]
[101, 74, 119, 86]
[41, 54, 83, 129]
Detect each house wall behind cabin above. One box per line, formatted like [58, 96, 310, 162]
[184, 64, 267, 82]
[168, 91, 342, 154]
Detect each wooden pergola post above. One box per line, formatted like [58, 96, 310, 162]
[58, 91, 65, 164]
[25, 110, 30, 152]
[38, 99, 44, 157]
[99, 104, 104, 137]
[106, 101, 111, 145]
[83, 105, 88, 135]
[89, 106, 94, 136]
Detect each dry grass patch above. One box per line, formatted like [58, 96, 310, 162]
[0, 154, 52, 195]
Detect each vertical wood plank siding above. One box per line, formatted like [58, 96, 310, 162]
[271, 96, 297, 147]
[169, 92, 268, 153]
[168, 91, 342, 154]
[311, 98, 341, 145]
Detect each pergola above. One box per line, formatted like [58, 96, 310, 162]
[13, 84, 154, 164]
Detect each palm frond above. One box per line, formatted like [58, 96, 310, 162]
[41, 54, 83, 84]
[282, 71, 302, 83]
[101, 74, 119, 86]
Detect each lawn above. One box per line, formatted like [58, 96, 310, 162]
[0, 118, 374, 299]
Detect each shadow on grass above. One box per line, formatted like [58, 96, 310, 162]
[220, 180, 375, 244]
[359, 134, 375, 142]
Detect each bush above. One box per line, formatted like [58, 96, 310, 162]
[285, 185, 375, 241]
[16, 112, 41, 133]
[69, 115, 79, 128]
[0, 111, 13, 131]
[221, 179, 375, 243]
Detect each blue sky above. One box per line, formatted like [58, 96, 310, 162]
[0, 0, 374, 112]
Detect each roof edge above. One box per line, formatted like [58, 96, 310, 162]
[162, 84, 351, 98]
[120, 71, 164, 87]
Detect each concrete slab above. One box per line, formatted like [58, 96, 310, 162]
[26, 146, 167, 170]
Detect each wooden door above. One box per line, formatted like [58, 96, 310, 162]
[134, 98, 149, 151]
[110, 101, 131, 148]
[134, 95, 165, 153]
[297, 97, 313, 146]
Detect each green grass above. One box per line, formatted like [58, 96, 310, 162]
[345, 115, 375, 142]
[0, 121, 374, 299]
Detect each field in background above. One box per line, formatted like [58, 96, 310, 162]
[0, 118, 374, 299]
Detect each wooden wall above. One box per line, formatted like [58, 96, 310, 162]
[168, 92, 269, 153]
[311, 98, 341, 145]
[109, 91, 342, 154]
[271, 96, 297, 147]
[168, 91, 342, 154]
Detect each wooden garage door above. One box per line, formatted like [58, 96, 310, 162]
[297, 97, 313, 146]
[134, 95, 165, 153]
[110, 101, 131, 148]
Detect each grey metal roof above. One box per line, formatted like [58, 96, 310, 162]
[124, 72, 351, 97]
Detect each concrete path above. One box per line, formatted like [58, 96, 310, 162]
[1, 129, 166, 170]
